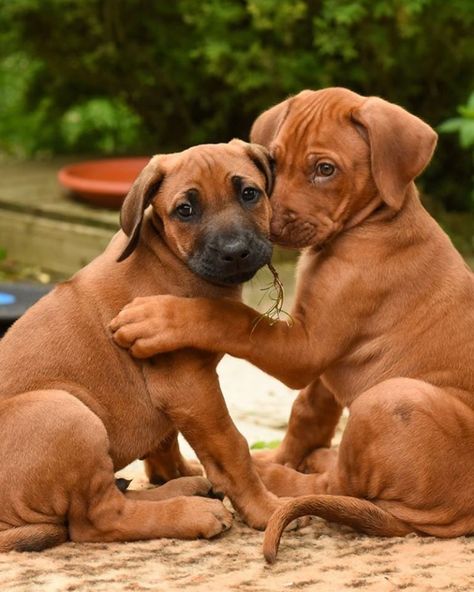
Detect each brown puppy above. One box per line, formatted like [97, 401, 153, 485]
[0, 140, 284, 552]
[111, 89, 474, 561]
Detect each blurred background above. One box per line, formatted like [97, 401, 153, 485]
[0, 0, 473, 286]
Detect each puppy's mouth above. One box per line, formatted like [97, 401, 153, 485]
[202, 269, 260, 286]
[187, 236, 273, 287]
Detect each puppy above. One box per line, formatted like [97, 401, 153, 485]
[111, 89, 474, 562]
[0, 140, 283, 552]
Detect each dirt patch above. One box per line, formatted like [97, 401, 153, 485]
[2, 513, 474, 591]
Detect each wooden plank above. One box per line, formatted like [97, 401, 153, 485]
[0, 209, 114, 275]
[0, 159, 119, 228]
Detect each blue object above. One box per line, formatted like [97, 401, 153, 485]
[0, 292, 16, 306]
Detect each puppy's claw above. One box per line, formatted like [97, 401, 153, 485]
[115, 477, 133, 492]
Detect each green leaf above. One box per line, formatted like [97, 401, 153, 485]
[250, 440, 281, 450]
[466, 92, 474, 109]
[459, 120, 474, 148]
[458, 105, 474, 119]
[438, 118, 464, 133]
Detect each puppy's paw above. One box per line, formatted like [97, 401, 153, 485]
[253, 460, 327, 498]
[183, 498, 233, 539]
[163, 476, 214, 498]
[109, 296, 196, 357]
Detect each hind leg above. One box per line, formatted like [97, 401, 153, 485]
[143, 429, 202, 485]
[255, 376, 474, 535]
[254, 446, 338, 497]
[261, 379, 474, 563]
[58, 398, 232, 542]
[70, 482, 232, 543]
[329, 378, 474, 535]
[124, 476, 214, 501]
[0, 390, 232, 550]
[253, 380, 342, 470]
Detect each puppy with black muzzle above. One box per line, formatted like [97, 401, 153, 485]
[0, 139, 283, 552]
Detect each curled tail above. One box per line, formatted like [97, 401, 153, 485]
[0, 524, 68, 552]
[264, 495, 413, 563]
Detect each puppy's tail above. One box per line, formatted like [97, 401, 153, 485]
[264, 495, 413, 563]
[0, 524, 68, 552]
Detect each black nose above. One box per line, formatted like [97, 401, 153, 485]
[218, 237, 250, 263]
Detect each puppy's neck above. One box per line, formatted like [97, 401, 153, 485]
[343, 184, 424, 238]
[327, 183, 458, 266]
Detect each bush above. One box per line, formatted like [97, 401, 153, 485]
[439, 91, 474, 209]
[0, 0, 473, 209]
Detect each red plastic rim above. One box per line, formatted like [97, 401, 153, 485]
[58, 157, 150, 208]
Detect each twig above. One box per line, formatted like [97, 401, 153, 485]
[251, 263, 293, 336]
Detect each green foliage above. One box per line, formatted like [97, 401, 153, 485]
[250, 440, 281, 450]
[0, 0, 473, 208]
[439, 92, 474, 149]
[60, 98, 142, 154]
[439, 92, 474, 207]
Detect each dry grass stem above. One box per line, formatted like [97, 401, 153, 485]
[251, 263, 293, 336]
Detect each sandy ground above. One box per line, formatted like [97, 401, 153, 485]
[2, 357, 474, 591]
[4, 513, 474, 591]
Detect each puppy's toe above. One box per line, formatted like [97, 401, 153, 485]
[197, 499, 233, 539]
[188, 476, 215, 497]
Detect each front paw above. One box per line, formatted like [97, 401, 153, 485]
[169, 497, 233, 539]
[109, 296, 191, 358]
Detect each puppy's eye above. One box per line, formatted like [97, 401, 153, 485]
[241, 187, 260, 203]
[315, 162, 335, 177]
[175, 203, 194, 219]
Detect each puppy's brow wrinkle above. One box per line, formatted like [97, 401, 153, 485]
[231, 175, 243, 190]
[197, 151, 216, 177]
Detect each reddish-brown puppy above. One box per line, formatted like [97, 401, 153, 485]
[0, 140, 284, 552]
[111, 88, 474, 561]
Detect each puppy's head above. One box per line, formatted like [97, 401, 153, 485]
[117, 140, 273, 285]
[250, 87, 438, 249]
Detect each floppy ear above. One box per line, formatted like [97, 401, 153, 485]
[117, 155, 164, 262]
[247, 142, 275, 195]
[250, 98, 292, 148]
[231, 139, 275, 195]
[351, 97, 437, 210]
